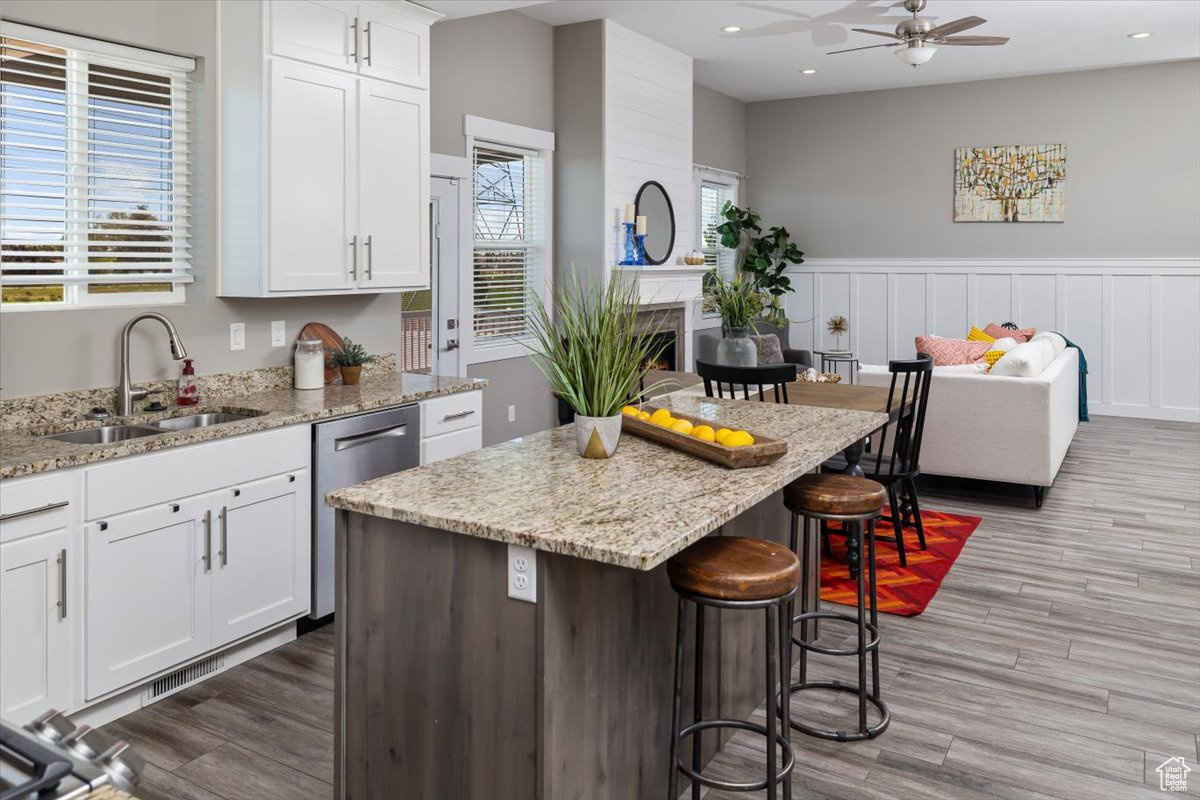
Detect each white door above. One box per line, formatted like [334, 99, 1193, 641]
[210, 472, 310, 648]
[357, 3, 430, 88]
[433, 176, 462, 376]
[85, 499, 212, 700]
[269, 0, 358, 73]
[268, 60, 358, 292]
[357, 79, 428, 290]
[0, 529, 69, 719]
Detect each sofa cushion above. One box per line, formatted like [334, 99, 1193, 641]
[1031, 331, 1068, 356]
[990, 336, 1020, 353]
[966, 325, 995, 343]
[751, 334, 785, 365]
[915, 334, 991, 366]
[983, 349, 1006, 369]
[985, 322, 1037, 342]
[990, 339, 1055, 377]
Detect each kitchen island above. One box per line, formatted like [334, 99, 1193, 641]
[325, 392, 886, 799]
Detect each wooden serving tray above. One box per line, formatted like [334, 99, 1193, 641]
[621, 405, 788, 469]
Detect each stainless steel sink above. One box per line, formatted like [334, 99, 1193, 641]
[150, 412, 259, 431]
[43, 425, 163, 445]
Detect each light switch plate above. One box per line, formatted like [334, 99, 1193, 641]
[271, 320, 286, 348]
[507, 544, 536, 603]
[229, 322, 245, 351]
[507, 404, 516, 423]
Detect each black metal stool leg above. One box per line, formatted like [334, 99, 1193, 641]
[854, 521, 868, 735]
[765, 604, 778, 800]
[692, 603, 705, 800]
[779, 597, 793, 800]
[867, 518, 881, 702]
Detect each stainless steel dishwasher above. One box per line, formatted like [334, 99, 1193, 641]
[311, 404, 419, 618]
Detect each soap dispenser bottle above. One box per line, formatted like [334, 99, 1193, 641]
[177, 358, 199, 406]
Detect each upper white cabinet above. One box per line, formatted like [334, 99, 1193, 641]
[218, 0, 440, 297]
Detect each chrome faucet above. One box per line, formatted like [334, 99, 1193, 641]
[117, 312, 188, 416]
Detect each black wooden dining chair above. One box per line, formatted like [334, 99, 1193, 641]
[696, 360, 798, 403]
[823, 354, 934, 566]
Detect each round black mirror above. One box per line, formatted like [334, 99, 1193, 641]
[634, 181, 675, 266]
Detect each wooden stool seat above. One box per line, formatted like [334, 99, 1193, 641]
[783, 474, 886, 517]
[668, 536, 800, 601]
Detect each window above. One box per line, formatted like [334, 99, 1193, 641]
[696, 168, 739, 316]
[0, 23, 194, 310]
[465, 115, 553, 363]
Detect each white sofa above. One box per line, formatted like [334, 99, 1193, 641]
[858, 341, 1080, 505]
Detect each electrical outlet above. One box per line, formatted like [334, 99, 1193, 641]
[229, 322, 245, 351]
[507, 544, 536, 603]
[271, 320, 286, 347]
[507, 404, 516, 423]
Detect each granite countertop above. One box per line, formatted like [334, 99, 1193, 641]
[0, 372, 486, 480]
[326, 393, 886, 571]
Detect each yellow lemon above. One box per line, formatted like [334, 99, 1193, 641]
[653, 415, 675, 428]
[691, 425, 716, 442]
[621, 405, 639, 417]
[714, 428, 733, 444]
[724, 430, 756, 448]
[649, 408, 673, 425]
[637, 411, 651, 421]
[669, 419, 694, 435]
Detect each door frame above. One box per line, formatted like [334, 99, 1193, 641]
[431, 153, 472, 374]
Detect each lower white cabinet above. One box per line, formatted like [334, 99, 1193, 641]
[0, 527, 70, 720]
[421, 427, 482, 465]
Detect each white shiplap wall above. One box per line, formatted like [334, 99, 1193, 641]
[784, 259, 1200, 422]
[603, 22, 692, 267]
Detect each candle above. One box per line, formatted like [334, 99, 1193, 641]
[623, 204, 636, 224]
[635, 215, 647, 235]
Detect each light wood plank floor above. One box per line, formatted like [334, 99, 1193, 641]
[104, 415, 1199, 800]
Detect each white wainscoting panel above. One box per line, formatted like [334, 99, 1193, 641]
[785, 259, 1200, 421]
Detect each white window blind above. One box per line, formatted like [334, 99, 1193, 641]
[0, 23, 194, 308]
[700, 181, 737, 278]
[472, 143, 545, 347]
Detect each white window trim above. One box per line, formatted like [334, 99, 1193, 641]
[464, 116, 555, 365]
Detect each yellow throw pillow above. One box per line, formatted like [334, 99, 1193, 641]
[967, 325, 996, 343]
[984, 349, 1006, 369]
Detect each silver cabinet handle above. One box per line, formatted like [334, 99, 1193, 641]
[0, 500, 68, 523]
[364, 234, 373, 279]
[365, 22, 372, 66]
[203, 510, 212, 572]
[333, 423, 406, 451]
[442, 409, 476, 421]
[350, 17, 359, 63]
[219, 506, 228, 567]
[349, 235, 358, 280]
[57, 548, 67, 620]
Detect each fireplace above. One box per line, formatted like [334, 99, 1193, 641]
[640, 331, 676, 372]
[633, 304, 685, 373]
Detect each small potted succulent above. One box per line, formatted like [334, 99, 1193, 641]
[331, 338, 374, 386]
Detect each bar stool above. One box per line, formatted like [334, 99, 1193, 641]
[667, 536, 798, 800]
[783, 474, 890, 741]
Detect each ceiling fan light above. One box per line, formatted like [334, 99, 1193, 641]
[896, 43, 937, 66]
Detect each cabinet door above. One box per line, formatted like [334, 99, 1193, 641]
[269, 0, 358, 73]
[421, 427, 482, 466]
[85, 500, 211, 700]
[358, 80, 429, 290]
[358, 4, 429, 88]
[211, 471, 310, 648]
[268, 60, 358, 292]
[0, 529, 69, 720]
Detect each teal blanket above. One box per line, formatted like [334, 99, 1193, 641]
[1053, 332, 1089, 422]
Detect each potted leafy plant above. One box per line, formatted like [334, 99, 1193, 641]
[715, 203, 805, 328]
[706, 269, 766, 367]
[526, 275, 668, 459]
[331, 338, 374, 386]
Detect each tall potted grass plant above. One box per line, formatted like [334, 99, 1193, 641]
[706, 269, 767, 367]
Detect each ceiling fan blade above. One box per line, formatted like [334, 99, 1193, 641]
[827, 41, 904, 54]
[851, 27, 903, 40]
[938, 35, 1010, 46]
[928, 15, 986, 38]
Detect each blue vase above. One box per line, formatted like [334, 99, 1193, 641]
[619, 223, 637, 265]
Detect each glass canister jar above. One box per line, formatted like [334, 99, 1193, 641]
[294, 338, 326, 390]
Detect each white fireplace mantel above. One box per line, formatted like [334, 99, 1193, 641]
[613, 266, 708, 370]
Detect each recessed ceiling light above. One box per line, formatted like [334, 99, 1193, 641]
[1127, 31, 1152, 39]
[721, 25, 742, 33]
[800, 69, 817, 75]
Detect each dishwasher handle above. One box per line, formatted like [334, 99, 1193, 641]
[333, 422, 408, 451]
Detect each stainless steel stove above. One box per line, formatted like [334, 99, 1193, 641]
[0, 710, 143, 800]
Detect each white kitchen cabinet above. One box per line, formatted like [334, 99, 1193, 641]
[357, 2, 430, 88]
[267, 60, 358, 292]
[0, 528, 69, 720]
[268, 0, 357, 72]
[421, 427, 483, 466]
[85, 498, 212, 700]
[211, 471, 310, 647]
[358, 80, 428, 289]
[419, 390, 483, 465]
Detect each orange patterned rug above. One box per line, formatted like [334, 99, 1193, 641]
[821, 509, 981, 616]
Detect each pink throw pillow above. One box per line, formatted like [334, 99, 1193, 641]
[984, 322, 1037, 343]
[915, 335, 991, 366]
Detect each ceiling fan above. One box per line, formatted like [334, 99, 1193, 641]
[828, 0, 1010, 67]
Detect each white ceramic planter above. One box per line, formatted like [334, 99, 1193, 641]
[575, 413, 623, 459]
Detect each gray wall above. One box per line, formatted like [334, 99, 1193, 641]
[0, 1, 405, 399]
[431, 11, 557, 445]
[693, 84, 746, 176]
[746, 61, 1200, 258]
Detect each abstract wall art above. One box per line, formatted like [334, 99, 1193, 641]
[954, 144, 1066, 223]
